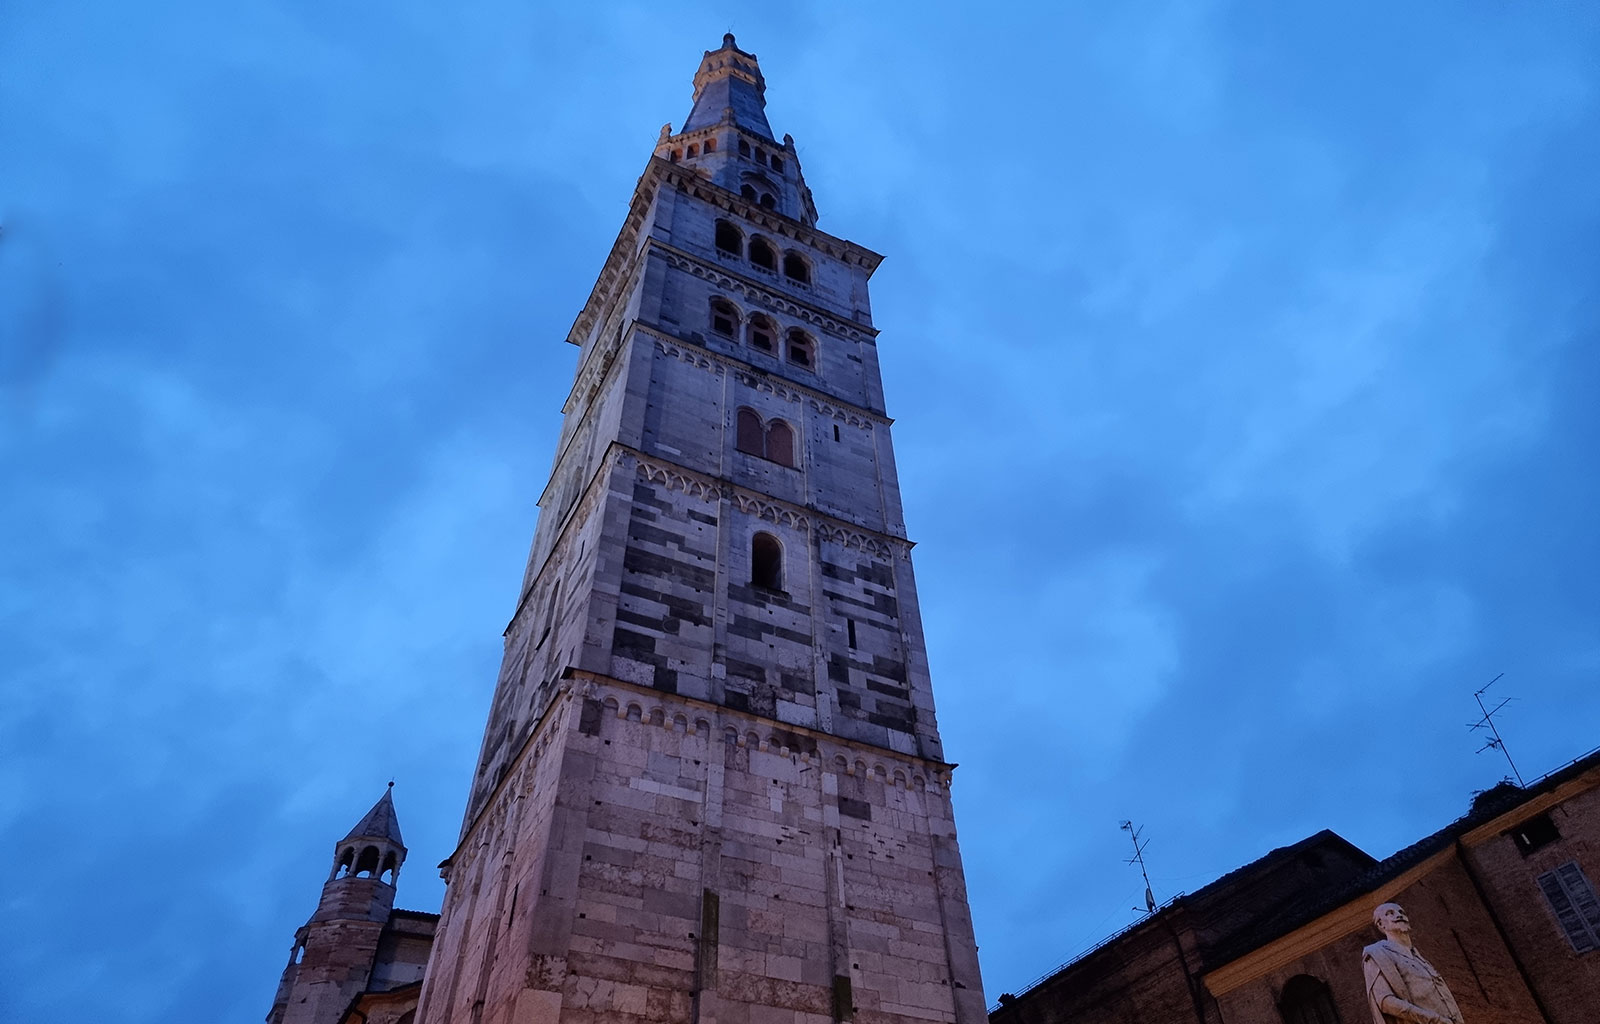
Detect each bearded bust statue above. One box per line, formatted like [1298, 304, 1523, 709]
[1362, 903, 1466, 1024]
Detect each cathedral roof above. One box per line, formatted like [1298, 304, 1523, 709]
[342, 785, 404, 847]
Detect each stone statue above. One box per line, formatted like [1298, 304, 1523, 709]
[1363, 903, 1466, 1024]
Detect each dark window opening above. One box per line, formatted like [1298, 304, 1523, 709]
[749, 237, 776, 271]
[686, 143, 699, 158]
[710, 298, 739, 337]
[736, 408, 764, 456]
[748, 314, 776, 352]
[354, 846, 380, 878]
[704, 137, 717, 153]
[738, 139, 751, 157]
[770, 154, 785, 172]
[715, 220, 742, 255]
[786, 329, 815, 369]
[847, 620, 857, 649]
[783, 252, 810, 284]
[760, 193, 776, 209]
[766, 420, 795, 467]
[752, 533, 782, 590]
[670, 149, 681, 162]
[1511, 813, 1561, 856]
[833, 424, 841, 442]
[740, 184, 757, 201]
[1279, 975, 1340, 1024]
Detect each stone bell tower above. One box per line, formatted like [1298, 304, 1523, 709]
[415, 35, 987, 1024]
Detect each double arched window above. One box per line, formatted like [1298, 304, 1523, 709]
[735, 407, 796, 468]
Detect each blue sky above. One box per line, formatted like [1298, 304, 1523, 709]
[4, 2, 1598, 1020]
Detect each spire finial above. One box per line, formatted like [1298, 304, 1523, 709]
[723, 32, 737, 49]
[387, 779, 394, 789]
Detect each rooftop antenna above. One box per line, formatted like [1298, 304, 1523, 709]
[1120, 821, 1158, 914]
[1468, 673, 1525, 786]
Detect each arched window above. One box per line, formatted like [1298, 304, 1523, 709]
[770, 154, 785, 172]
[710, 298, 739, 338]
[380, 851, 398, 885]
[740, 184, 757, 201]
[335, 846, 355, 879]
[760, 193, 776, 209]
[704, 137, 716, 153]
[782, 251, 810, 284]
[355, 846, 380, 878]
[686, 143, 699, 158]
[748, 237, 776, 271]
[1279, 975, 1340, 1024]
[738, 139, 751, 157]
[752, 533, 782, 590]
[715, 219, 742, 255]
[670, 149, 682, 162]
[785, 328, 815, 369]
[747, 314, 776, 353]
[736, 408, 764, 456]
[765, 420, 795, 467]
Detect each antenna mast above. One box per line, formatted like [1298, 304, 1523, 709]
[1120, 821, 1158, 914]
[1468, 673, 1525, 786]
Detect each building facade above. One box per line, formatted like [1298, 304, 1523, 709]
[406, 34, 987, 1024]
[989, 748, 1600, 1024]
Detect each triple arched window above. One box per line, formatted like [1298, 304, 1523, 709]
[707, 297, 819, 372]
[735, 407, 796, 467]
[712, 220, 812, 285]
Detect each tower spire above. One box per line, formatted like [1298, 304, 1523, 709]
[341, 784, 405, 848]
[682, 32, 773, 139]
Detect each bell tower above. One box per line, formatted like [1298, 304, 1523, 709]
[271, 786, 408, 1024]
[416, 35, 987, 1024]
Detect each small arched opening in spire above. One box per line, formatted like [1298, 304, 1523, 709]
[686, 143, 698, 158]
[738, 138, 751, 157]
[752, 532, 783, 591]
[715, 219, 742, 256]
[785, 328, 816, 370]
[334, 846, 355, 880]
[710, 297, 740, 338]
[380, 850, 399, 885]
[354, 846, 381, 878]
[769, 154, 785, 173]
[748, 236, 776, 271]
[670, 148, 682, 163]
[782, 251, 810, 284]
[704, 137, 717, 153]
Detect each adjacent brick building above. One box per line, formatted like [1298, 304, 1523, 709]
[989, 748, 1600, 1024]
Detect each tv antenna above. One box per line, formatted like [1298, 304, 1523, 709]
[1120, 821, 1158, 914]
[1468, 673, 1524, 786]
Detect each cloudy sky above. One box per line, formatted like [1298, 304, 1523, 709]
[4, 2, 1598, 1020]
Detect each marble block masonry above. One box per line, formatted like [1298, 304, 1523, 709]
[412, 34, 989, 1024]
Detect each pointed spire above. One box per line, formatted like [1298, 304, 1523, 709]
[683, 32, 774, 140]
[342, 783, 404, 847]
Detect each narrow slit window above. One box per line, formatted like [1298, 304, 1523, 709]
[833, 424, 841, 442]
[752, 533, 782, 590]
[847, 620, 857, 649]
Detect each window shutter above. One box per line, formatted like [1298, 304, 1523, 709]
[1538, 862, 1600, 953]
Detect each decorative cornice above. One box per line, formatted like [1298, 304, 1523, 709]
[640, 325, 888, 429]
[655, 243, 876, 344]
[622, 446, 906, 556]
